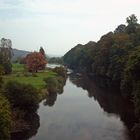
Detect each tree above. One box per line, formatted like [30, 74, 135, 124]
[53, 66, 67, 78]
[44, 76, 66, 95]
[25, 52, 47, 72]
[114, 24, 126, 34]
[126, 14, 138, 25]
[44, 77, 58, 94]
[39, 46, 46, 58]
[0, 38, 13, 74]
[126, 14, 138, 34]
[4, 81, 40, 111]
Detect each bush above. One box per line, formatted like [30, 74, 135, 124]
[44, 76, 66, 94]
[0, 96, 11, 140]
[52, 66, 67, 78]
[56, 76, 66, 94]
[4, 81, 40, 111]
[44, 77, 58, 94]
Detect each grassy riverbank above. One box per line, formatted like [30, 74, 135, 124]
[0, 63, 67, 139]
[3, 63, 56, 89]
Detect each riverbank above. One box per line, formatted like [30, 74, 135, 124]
[4, 63, 56, 89]
[2, 63, 67, 138]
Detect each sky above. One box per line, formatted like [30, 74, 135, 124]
[0, 0, 140, 56]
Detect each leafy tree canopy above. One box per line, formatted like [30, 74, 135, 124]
[25, 52, 47, 72]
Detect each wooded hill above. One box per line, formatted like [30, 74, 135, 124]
[12, 48, 30, 62]
[63, 15, 140, 137]
[64, 14, 140, 95]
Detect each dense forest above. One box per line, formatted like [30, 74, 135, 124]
[64, 14, 140, 138]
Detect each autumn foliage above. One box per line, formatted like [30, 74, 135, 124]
[25, 52, 47, 72]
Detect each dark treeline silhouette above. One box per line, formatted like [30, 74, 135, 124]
[11, 112, 40, 140]
[64, 14, 140, 139]
[43, 66, 67, 107]
[69, 74, 136, 139]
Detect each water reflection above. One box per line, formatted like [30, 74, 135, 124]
[69, 73, 136, 139]
[28, 73, 136, 140]
[43, 76, 67, 107]
[47, 63, 62, 69]
[43, 92, 57, 107]
[11, 112, 40, 140]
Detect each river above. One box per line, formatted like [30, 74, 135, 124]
[11, 64, 136, 140]
[27, 72, 135, 140]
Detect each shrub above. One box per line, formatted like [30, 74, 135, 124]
[52, 66, 67, 78]
[44, 77, 58, 94]
[56, 76, 66, 94]
[44, 76, 66, 94]
[4, 81, 40, 111]
[0, 96, 11, 140]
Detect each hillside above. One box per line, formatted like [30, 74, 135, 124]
[63, 15, 140, 135]
[12, 48, 61, 62]
[12, 48, 30, 61]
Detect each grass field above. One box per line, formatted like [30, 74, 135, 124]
[4, 63, 56, 89]
[12, 63, 25, 73]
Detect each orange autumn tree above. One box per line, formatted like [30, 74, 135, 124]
[25, 52, 47, 72]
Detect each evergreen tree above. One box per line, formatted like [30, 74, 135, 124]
[39, 46, 46, 58]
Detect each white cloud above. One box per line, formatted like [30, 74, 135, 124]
[0, 0, 140, 55]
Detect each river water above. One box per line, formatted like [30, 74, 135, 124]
[28, 72, 135, 140]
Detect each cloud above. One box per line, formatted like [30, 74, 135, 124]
[0, 0, 140, 55]
[0, 0, 140, 20]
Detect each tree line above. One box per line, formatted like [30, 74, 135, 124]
[63, 14, 140, 139]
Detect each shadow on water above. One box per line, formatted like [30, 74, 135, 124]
[11, 111, 40, 140]
[43, 92, 57, 107]
[43, 77, 67, 107]
[69, 73, 136, 139]
[12, 72, 137, 140]
[11, 73, 67, 139]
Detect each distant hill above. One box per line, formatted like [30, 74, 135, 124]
[11, 48, 61, 62]
[12, 49, 30, 61]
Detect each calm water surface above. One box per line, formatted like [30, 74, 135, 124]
[29, 74, 135, 140]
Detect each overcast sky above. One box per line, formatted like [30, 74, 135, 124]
[0, 0, 140, 55]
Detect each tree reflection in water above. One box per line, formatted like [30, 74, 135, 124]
[12, 73, 137, 140]
[69, 73, 136, 139]
[11, 112, 40, 140]
[43, 92, 57, 107]
[11, 75, 67, 140]
[43, 77, 66, 107]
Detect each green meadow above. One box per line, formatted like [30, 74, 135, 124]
[3, 63, 56, 89]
